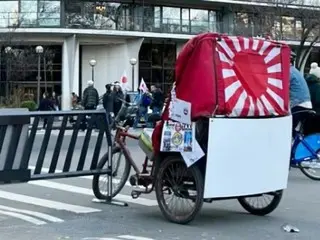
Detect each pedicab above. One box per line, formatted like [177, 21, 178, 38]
[92, 33, 292, 224]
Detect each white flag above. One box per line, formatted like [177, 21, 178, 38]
[120, 70, 130, 91]
[139, 78, 148, 93]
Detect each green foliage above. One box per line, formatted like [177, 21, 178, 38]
[20, 100, 37, 111]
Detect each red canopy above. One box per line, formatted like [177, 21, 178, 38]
[152, 33, 291, 152]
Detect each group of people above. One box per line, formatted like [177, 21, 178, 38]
[81, 79, 165, 128]
[290, 52, 320, 135]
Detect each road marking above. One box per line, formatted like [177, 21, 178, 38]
[29, 166, 132, 187]
[82, 238, 120, 240]
[28, 180, 158, 206]
[82, 237, 120, 240]
[0, 190, 101, 213]
[118, 235, 155, 240]
[82, 236, 155, 240]
[0, 209, 47, 225]
[0, 204, 64, 223]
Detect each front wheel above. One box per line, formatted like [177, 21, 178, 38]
[299, 158, 320, 180]
[92, 147, 131, 199]
[299, 148, 320, 181]
[155, 156, 204, 224]
[238, 190, 283, 216]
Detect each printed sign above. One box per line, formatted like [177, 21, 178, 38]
[169, 98, 191, 124]
[160, 121, 194, 152]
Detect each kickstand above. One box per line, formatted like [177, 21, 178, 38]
[92, 197, 128, 207]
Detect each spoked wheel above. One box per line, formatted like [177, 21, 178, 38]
[238, 190, 283, 216]
[92, 147, 131, 199]
[299, 150, 320, 180]
[155, 156, 204, 224]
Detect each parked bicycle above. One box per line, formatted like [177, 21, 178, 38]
[291, 109, 320, 180]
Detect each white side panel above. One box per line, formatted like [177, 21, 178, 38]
[204, 116, 292, 198]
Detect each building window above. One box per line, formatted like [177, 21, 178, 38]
[38, 0, 61, 26]
[181, 8, 189, 33]
[154, 6, 161, 29]
[0, 1, 19, 27]
[162, 7, 181, 33]
[209, 10, 217, 32]
[190, 9, 209, 34]
[281, 16, 295, 40]
[139, 41, 176, 93]
[20, 0, 38, 26]
[0, 45, 62, 99]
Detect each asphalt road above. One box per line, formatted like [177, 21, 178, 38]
[0, 131, 319, 240]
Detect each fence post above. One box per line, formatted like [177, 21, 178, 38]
[0, 108, 31, 183]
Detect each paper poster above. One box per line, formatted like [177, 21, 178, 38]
[160, 121, 195, 152]
[181, 140, 205, 167]
[169, 98, 191, 124]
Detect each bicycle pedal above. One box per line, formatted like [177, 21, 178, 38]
[131, 190, 141, 199]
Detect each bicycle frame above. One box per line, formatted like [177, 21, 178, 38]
[114, 127, 155, 176]
[291, 131, 319, 165]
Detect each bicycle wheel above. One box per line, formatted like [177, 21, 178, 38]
[299, 151, 320, 180]
[155, 156, 204, 224]
[238, 190, 283, 216]
[92, 147, 131, 199]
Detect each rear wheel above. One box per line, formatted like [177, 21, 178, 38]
[299, 149, 320, 180]
[238, 190, 283, 216]
[155, 156, 204, 224]
[92, 147, 131, 199]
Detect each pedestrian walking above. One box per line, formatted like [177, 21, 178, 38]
[81, 80, 99, 130]
[37, 92, 54, 129]
[102, 84, 114, 125]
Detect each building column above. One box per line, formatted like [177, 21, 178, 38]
[61, 34, 79, 110]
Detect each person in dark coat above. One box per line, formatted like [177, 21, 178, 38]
[103, 84, 114, 124]
[112, 81, 124, 117]
[38, 92, 54, 129]
[82, 80, 99, 110]
[81, 80, 99, 130]
[150, 84, 164, 114]
[306, 62, 320, 114]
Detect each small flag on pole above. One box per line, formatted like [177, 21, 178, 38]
[120, 70, 130, 91]
[139, 78, 148, 93]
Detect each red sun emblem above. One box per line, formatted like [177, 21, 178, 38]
[217, 36, 286, 117]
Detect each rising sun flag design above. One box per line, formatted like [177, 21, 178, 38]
[216, 36, 288, 117]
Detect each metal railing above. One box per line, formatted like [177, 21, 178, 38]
[1, 11, 319, 41]
[0, 109, 112, 182]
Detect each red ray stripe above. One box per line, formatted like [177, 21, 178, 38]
[253, 98, 259, 116]
[226, 87, 244, 113]
[240, 96, 250, 116]
[268, 84, 283, 96]
[224, 77, 238, 88]
[265, 90, 284, 112]
[256, 40, 264, 53]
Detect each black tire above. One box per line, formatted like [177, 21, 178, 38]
[299, 149, 320, 180]
[92, 147, 131, 199]
[155, 156, 204, 224]
[299, 164, 320, 180]
[238, 190, 283, 216]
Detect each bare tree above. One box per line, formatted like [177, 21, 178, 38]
[231, 0, 320, 71]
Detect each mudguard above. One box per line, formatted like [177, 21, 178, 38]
[294, 133, 320, 160]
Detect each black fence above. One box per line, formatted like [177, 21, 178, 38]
[0, 109, 112, 182]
